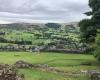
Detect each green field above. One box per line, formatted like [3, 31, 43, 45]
[0, 52, 100, 80]
[0, 27, 79, 45]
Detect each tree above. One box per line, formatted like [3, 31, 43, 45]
[79, 19, 97, 43]
[94, 46, 100, 61]
[79, 0, 100, 61]
[79, 0, 100, 43]
[45, 23, 61, 29]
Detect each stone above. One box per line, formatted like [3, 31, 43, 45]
[89, 71, 100, 80]
[14, 60, 33, 68]
[0, 64, 24, 80]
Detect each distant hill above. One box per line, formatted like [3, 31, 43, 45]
[63, 22, 79, 27]
[0, 22, 79, 29]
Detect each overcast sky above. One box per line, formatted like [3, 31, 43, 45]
[0, 0, 90, 23]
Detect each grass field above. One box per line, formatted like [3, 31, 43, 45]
[0, 52, 100, 80]
[0, 28, 79, 45]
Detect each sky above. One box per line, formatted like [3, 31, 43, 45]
[0, 0, 90, 23]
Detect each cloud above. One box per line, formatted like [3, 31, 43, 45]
[0, 0, 90, 23]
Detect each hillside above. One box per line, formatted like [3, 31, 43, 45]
[0, 22, 82, 53]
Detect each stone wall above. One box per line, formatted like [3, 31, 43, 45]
[0, 64, 24, 80]
[91, 72, 100, 80]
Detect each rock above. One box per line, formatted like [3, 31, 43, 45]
[14, 60, 33, 68]
[91, 73, 100, 80]
[80, 70, 88, 74]
[0, 64, 24, 80]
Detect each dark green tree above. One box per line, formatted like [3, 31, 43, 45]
[79, 19, 97, 43]
[79, 0, 100, 61]
[45, 23, 61, 29]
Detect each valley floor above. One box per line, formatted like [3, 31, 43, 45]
[0, 52, 100, 80]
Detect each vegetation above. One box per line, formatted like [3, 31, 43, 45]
[0, 0, 99, 80]
[0, 23, 83, 52]
[94, 30, 100, 61]
[0, 17, 99, 79]
[79, 0, 100, 61]
[0, 52, 100, 80]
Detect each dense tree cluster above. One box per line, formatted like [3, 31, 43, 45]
[0, 37, 32, 45]
[79, 19, 97, 43]
[45, 23, 61, 29]
[79, 0, 100, 61]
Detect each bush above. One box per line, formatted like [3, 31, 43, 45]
[94, 46, 100, 61]
[81, 62, 92, 66]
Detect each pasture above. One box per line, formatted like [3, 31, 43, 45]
[0, 52, 100, 80]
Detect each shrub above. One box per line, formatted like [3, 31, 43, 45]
[81, 62, 92, 66]
[94, 46, 100, 61]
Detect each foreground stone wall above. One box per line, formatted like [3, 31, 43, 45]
[15, 60, 100, 80]
[91, 73, 100, 80]
[0, 64, 24, 80]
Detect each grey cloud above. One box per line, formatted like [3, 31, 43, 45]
[0, 0, 90, 23]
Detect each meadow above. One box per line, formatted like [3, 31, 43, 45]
[0, 26, 79, 45]
[0, 24, 100, 80]
[0, 52, 100, 80]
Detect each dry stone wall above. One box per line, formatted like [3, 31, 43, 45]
[0, 64, 24, 80]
